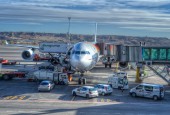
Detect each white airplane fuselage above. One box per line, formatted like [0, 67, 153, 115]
[19, 41, 100, 73]
[69, 42, 100, 73]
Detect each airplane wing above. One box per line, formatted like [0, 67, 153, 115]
[5, 40, 39, 49]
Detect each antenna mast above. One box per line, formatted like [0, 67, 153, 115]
[94, 23, 97, 43]
[68, 17, 71, 43]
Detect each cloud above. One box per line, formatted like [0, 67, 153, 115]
[118, 0, 170, 7]
[0, 0, 170, 34]
[121, 26, 170, 32]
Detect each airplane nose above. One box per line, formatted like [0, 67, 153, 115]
[70, 55, 91, 71]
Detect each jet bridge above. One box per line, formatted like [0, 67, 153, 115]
[98, 43, 170, 64]
[97, 43, 170, 83]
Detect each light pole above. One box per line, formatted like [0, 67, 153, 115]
[68, 17, 71, 43]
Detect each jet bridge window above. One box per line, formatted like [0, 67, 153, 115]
[168, 49, 170, 60]
[151, 48, 158, 60]
[159, 49, 166, 60]
[143, 48, 150, 60]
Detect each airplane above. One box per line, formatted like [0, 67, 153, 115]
[4, 39, 129, 84]
[4, 25, 128, 84]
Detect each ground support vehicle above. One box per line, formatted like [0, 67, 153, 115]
[0, 58, 16, 65]
[31, 70, 69, 85]
[94, 84, 112, 96]
[33, 54, 51, 61]
[108, 73, 129, 89]
[72, 86, 99, 98]
[129, 83, 164, 101]
[102, 56, 113, 68]
[0, 71, 26, 80]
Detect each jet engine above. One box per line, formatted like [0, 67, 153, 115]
[21, 49, 35, 60]
[119, 62, 129, 68]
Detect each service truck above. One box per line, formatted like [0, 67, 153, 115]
[108, 72, 129, 89]
[33, 54, 51, 61]
[0, 71, 26, 80]
[102, 56, 115, 68]
[32, 70, 69, 85]
[0, 57, 16, 65]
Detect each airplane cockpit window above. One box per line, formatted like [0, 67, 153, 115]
[75, 51, 81, 54]
[81, 51, 86, 54]
[72, 51, 75, 54]
[72, 51, 90, 55]
[81, 51, 90, 54]
[72, 51, 80, 54]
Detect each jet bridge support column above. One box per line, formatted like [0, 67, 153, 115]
[135, 63, 142, 83]
[115, 62, 119, 72]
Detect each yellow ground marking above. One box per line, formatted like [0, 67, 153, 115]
[107, 99, 112, 102]
[96, 98, 112, 102]
[18, 96, 26, 100]
[10, 96, 18, 100]
[3, 96, 13, 100]
[100, 98, 104, 102]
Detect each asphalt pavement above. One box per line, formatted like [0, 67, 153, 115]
[0, 100, 170, 115]
[1, 45, 170, 115]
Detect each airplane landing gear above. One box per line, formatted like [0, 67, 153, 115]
[78, 73, 86, 85]
[78, 78, 86, 85]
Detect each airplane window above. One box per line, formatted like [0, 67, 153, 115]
[86, 51, 90, 54]
[81, 51, 90, 54]
[75, 51, 81, 54]
[81, 51, 86, 54]
[72, 51, 90, 55]
[72, 51, 75, 54]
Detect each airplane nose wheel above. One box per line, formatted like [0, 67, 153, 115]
[78, 74, 86, 85]
[78, 78, 86, 85]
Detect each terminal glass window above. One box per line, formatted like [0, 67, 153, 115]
[159, 49, 166, 60]
[151, 49, 158, 60]
[168, 49, 170, 60]
[143, 48, 150, 60]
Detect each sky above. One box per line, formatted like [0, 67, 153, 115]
[1, 0, 170, 38]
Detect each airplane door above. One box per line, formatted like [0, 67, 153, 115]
[135, 85, 144, 97]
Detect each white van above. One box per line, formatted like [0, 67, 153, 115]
[108, 75, 129, 89]
[129, 83, 164, 101]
